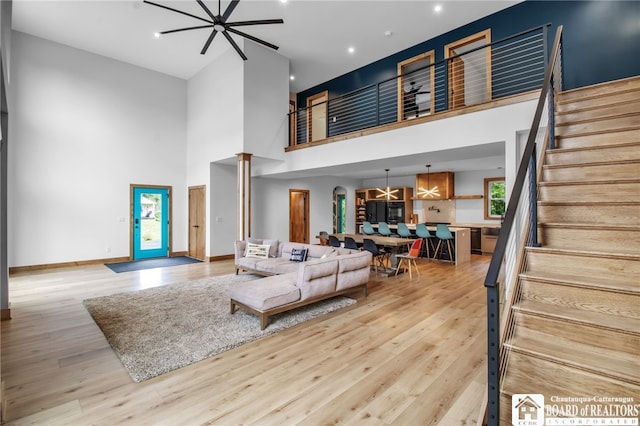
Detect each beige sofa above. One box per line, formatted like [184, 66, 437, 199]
[230, 239, 372, 329]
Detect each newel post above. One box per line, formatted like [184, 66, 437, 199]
[237, 152, 252, 241]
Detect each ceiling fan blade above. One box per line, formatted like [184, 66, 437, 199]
[222, 0, 240, 21]
[222, 30, 248, 60]
[226, 27, 279, 51]
[226, 19, 284, 27]
[143, 1, 212, 25]
[160, 24, 214, 35]
[200, 29, 218, 55]
[196, 0, 216, 21]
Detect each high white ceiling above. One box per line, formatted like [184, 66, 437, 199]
[11, 0, 523, 179]
[11, 0, 520, 93]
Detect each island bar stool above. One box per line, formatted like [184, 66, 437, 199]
[434, 224, 455, 264]
[397, 223, 412, 238]
[415, 223, 435, 259]
[377, 222, 395, 237]
[362, 221, 377, 235]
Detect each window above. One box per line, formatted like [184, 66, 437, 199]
[484, 177, 505, 220]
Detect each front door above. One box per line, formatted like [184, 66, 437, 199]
[132, 186, 170, 260]
[289, 189, 309, 243]
[188, 185, 206, 260]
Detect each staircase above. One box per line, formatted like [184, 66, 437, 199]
[499, 76, 640, 423]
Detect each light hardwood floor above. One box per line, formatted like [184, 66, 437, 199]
[1, 255, 491, 425]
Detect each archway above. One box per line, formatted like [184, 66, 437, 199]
[333, 186, 347, 234]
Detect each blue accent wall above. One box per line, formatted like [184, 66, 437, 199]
[297, 1, 640, 106]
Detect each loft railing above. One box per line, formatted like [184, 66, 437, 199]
[289, 24, 551, 146]
[483, 25, 563, 425]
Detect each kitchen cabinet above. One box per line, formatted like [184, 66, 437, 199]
[414, 171, 455, 200]
[481, 227, 500, 254]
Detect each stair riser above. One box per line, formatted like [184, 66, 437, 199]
[539, 182, 640, 203]
[525, 250, 640, 281]
[519, 278, 640, 320]
[545, 144, 640, 165]
[538, 227, 640, 255]
[556, 129, 639, 149]
[558, 77, 640, 103]
[542, 162, 640, 182]
[500, 352, 640, 413]
[538, 204, 640, 226]
[557, 91, 640, 115]
[556, 100, 640, 124]
[513, 312, 640, 355]
[556, 115, 640, 138]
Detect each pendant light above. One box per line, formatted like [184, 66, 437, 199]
[418, 164, 440, 198]
[376, 169, 399, 200]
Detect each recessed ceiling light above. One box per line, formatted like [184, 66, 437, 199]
[434, 4, 443, 13]
[384, 30, 393, 37]
[280, 0, 287, 3]
[153, 32, 161, 39]
[348, 46, 355, 54]
[290, 75, 295, 81]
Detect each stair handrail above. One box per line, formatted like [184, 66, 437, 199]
[483, 25, 563, 425]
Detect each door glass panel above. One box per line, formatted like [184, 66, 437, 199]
[140, 193, 162, 250]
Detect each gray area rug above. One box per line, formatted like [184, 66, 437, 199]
[83, 274, 356, 382]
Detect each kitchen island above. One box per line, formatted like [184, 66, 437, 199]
[364, 223, 470, 264]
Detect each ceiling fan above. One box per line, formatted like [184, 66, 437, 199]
[144, 0, 284, 60]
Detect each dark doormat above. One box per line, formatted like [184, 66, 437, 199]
[105, 256, 202, 273]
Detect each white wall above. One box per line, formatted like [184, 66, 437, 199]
[243, 41, 289, 160]
[8, 32, 187, 267]
[186, 46, 244, 257]
[210, 163, 237, 256]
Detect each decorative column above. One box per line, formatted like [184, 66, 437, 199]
[236, 153, 252, 241]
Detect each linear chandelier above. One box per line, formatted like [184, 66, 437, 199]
[418, 164, 440, 198]
[376, 169, 399, 200]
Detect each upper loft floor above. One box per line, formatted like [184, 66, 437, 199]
[287, 24, 551, 151]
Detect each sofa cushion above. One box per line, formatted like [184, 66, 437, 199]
[228, 274, 299, 311]
[254, 258, 297, 275]
[306, 244, 335, 260]
[296, 258, 338, 300]
[236, 256, 266, 271]
[336, 251, 372, 291]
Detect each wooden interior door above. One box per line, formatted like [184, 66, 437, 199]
[289, 189, 309, 244]
[188, 185, 206, 260]
[307, 91, 328, 142]
[449, 55, 466, 109]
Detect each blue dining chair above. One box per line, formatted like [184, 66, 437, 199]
[434, 224, 455, 263]
[415, 223, 435, 259]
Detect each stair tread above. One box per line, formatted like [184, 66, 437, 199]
[538, 200, 640, 206]
[519, 270, 639, 294]
[542, 158, 640, 169]
[538, 222, 640, 231]
[556, 94, 640, 113]
[547, 141, 640, 153]
[515, 299, 640, 335]
[526, 245, 640, 260]
[506, 330, 640, 384]
[556, 111, 640, 126]
[539, 178, 640, 187]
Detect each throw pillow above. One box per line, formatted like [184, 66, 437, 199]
[289, 248, 308, 262]
[245, 243, 270, 259]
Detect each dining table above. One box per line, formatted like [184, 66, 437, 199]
[330, 233, 417, 276]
